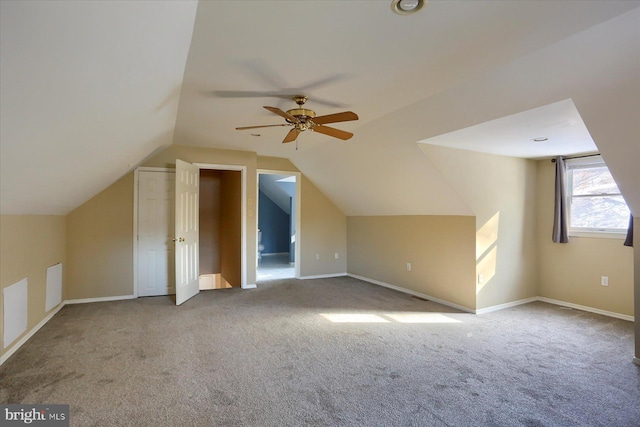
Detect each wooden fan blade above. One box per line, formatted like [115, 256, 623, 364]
[236, 124, 291, 130]
[282, 128, 300, 143]
[312, 111, 359, 125]
[264, 106, 299, 123]
[312, 125, 353, 140]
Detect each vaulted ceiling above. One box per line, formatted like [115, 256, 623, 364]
[1, 1, 639, 215]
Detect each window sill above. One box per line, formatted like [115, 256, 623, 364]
[568, 230, 627, 240]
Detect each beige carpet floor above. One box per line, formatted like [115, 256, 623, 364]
[1, 276, 638, 426]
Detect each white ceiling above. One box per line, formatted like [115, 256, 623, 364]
[1, 1, 639, 215]
[0, 1, 197, 214]
[418, 99, 597, 159]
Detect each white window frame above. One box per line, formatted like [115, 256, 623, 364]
[566, 156, 629, 239]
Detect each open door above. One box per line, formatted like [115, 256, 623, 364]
[175, 159, 200, 305]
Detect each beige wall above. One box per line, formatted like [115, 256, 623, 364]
[0, 215, 66, 359]
[66, 173, 134, 299]
[60, 146, 348, 301]
[257, 156, 300, 172]
[220, 170, 242, 286]
[299, 175, 347, 277]
[258, 156, 348, 278]
[420, 145, 539, 309]
[199, 170, 223, 275]
[347, 215, 476, 310]
[536, 160, 634, 316]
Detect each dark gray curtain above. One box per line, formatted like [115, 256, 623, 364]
[623, 214, 633, 247]
[552, 156, 569, 243]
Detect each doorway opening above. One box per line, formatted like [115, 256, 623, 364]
[134, 162, 248, 304]
[257, 171, 300, 281]
[198, 168, 242, 290]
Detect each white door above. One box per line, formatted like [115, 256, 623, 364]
[175, 159, 200, 305]
[137, 171, 176, 297]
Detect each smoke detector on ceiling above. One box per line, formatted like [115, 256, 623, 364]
[391, 0, 427, 15]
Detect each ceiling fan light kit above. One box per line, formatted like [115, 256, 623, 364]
[236, 95, 359, 144]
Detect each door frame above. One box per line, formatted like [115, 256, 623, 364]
[195, 163, 250, 289]
[134, 164, 251, 296]
[257, 169, 301, 279]
[133, 167, 176, 297]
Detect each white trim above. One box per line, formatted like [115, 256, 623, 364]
[300, 273, 347, 280]
[1, 293, 138, 367]
[136, 167, 175, 173]
[0, 302, 65, 366]
[2, 288, 634, 367]
[257, 169, 301, 280]
[566, 156, 630, 236]
[347, 273, 475, 314]
[568, 230, 627, 240]
[195, 163, 248, 288]
[537, 297, 634, 321]
[133, 168, 139, 297]
[347, 275, 635, 321]
[475, 297, 539, 315]
[66, 295, 137, 305]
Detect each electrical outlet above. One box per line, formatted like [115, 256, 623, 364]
[334, 252, 339, 259]
[406, 262, 412, 271]
[601, 276, 608, 286]
[478, 274, 484, 284]
[316, 254, 320, 260]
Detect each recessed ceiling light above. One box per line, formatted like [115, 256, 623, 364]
[391, 0, 427, 15]
[532, 137, 549, 142]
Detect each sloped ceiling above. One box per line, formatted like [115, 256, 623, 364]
[0, 0, 197, 214]
[259, 174, 295, 214]
[1, 1, 639, 216]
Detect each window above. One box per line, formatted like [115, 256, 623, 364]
[566, 156, 630, 236]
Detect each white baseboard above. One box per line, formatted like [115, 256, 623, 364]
[537, 297, 634, 322]
[346, 274, 635, 322]
[476, 297, 539, 315]
[261, 252, 289, 257]
[65, 294, 137, 305]
[2, 286, 634, 367]
[1, 293, 139, 367]
[300, 273, 347, 280]
[1, 301, 66, 366]
[347, 273, 475, 314]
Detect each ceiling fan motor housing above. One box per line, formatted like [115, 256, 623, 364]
[285, 108, 316, 125]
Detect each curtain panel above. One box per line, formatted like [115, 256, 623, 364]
[624, 214, 633, 247]
[552, 156, 569, 243]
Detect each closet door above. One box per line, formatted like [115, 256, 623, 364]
[175, 159, 200, 305]
[137, 170, 175, 297]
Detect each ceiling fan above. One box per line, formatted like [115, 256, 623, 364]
[236, 96, 359, 144]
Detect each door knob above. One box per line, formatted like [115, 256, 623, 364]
[173, 237, 185, 242]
